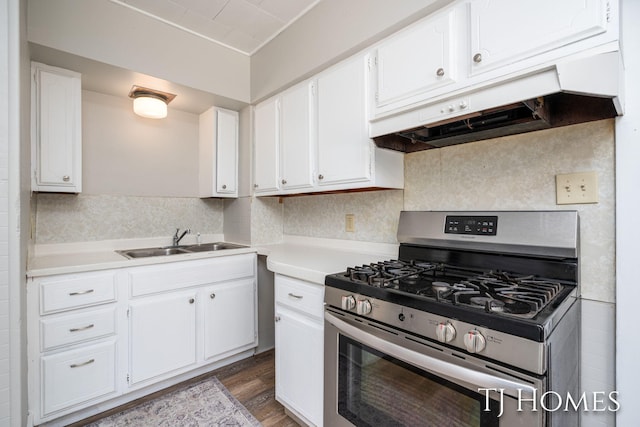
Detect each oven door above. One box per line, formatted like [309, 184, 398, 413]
[324, 309, 546, 427]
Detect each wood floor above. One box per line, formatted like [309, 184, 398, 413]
[71, 349, 298, 426]
[214, 349, 299, 427]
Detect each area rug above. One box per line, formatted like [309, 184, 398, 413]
[86, 377, 262, 426]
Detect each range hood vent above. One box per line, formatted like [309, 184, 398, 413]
[374, 93, 619, 153]
[372, 51, 623, 153]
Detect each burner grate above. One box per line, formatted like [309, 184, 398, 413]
[342, 259, 566, 319]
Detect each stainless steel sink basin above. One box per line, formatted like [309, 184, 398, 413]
[183, 242, 246, 252]
[116, 242, 247, 259]
[116, 247, 191, 259]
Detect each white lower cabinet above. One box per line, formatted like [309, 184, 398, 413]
[128, 290, 198, 385]
[27, 270, 121, 425]
[27, 253, 258, 426]
[42, 339, 118, 415]
[274, 274, 324, 427]
[203, 278, 257, 361]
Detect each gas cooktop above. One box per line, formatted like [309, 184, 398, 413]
[336, 259, 571, 320]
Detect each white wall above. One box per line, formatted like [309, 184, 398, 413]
[250, 0, 451, 101]
[616, 0, 640, 424]
[0, 1, 11, 422]
[27, 0, 250, 103]
[82, 90, 199, 197]
[3, 0, 29, 425]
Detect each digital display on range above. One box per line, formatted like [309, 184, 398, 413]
[444, 216, 498, 236]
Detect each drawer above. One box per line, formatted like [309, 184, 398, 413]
[40, 271, 117, 314]
[41, 339, 117, 416]
[40, 306, 117, 351]
[129, 253, 256, 297]
[275, 274, 324, 319]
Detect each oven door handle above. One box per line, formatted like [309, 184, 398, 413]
[325, 311, 536, 399]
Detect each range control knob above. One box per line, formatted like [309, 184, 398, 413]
[435, 322, 456, 343]
[356, 299, 372, 315]
[464, 330, 486, 353]
[341, 295, 356, 311]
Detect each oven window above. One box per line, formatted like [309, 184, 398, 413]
[338, 335, 499, 427]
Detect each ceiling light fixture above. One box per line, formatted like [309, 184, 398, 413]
[128, 85, 176, 119]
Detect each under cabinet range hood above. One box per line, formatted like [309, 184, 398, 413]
[371, 51, 624, 153]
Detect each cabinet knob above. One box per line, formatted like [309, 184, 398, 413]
[281, 179, 287, 185]
[473, 53, 483, 63]
[63, 175, 70, 182]
[254, 184, 259, 188]
[275, 316, 281, 322]
[436, 67, 445, 77]
[189, 298, 195, 304]
[222, 184, 227, 190]
[318, 174, 324, 180]
[210, 293, 216, 299]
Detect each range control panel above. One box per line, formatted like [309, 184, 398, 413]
[445, 216, 498, 236]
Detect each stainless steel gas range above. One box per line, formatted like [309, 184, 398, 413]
[324, 211, 580, 427]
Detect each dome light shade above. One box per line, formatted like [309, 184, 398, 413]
[133, 95, 167, 119]
[128, 85, 176, 119]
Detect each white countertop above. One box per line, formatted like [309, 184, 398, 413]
[27, 234, 256, 277]
[259, 236, 398, 285]
[27, 235, 399, 284]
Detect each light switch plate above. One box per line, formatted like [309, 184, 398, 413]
[345, 214, 355, 232]
[556, 172, 598, 205]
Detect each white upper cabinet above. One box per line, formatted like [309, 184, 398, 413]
[372, 7, 458, 117]
[280, 82, 315, 192]
[31, 62, 82, 193]
[253, 97, 280, 194]
[199, 107, 239, 198]
[253, 54, 404, 196]
[254, 82, 315, 195]
[368, 0, 618, 131]
[468, 0, 609, 76]
[316, 54, 371, 186]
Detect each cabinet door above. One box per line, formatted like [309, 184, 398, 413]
[280, 82, 315, 191]
[32, 63, 82, 193]
[373, 7, 457, 114]
[275, 306, 323, 426]
[216, 108, 238, 195]
[254, 97, 280, 193]
[469, 0, 607, 75]
[129, 291, 197, 385]
[317, 55, 370, 186]
[41, 339, 117, 416]
[203, 278, 256, 361]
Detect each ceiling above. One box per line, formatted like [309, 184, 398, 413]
[110, 0, 322, 55]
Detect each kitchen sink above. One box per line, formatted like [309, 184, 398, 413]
[116, 242, 248, 259]
[182, 242, 246, 252]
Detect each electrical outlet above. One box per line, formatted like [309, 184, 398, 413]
[556, 172, 598, 205]
[345, 214, 355, 232]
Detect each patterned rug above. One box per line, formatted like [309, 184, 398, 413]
[86, 377, 262, 426]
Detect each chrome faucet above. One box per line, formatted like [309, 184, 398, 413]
[173, 228, 191, 246]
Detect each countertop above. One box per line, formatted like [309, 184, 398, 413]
[27, 235, 399, 284]
[260, 236, 398, 284]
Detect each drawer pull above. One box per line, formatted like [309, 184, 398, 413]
[70, 359, 95, 368]
[210, 293, 216, 299]
[69, 324, 95, 332]
[69, 289, 94, 296]
[288, 293, 303, 299]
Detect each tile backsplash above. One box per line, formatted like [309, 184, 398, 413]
[284, 190, 404, 244]
[34, 193, 223, 244]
